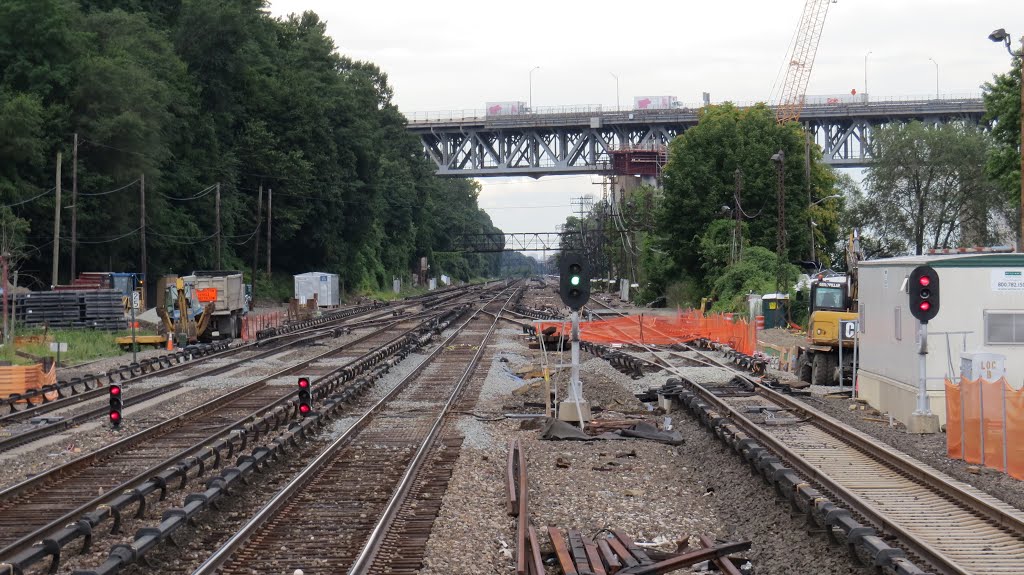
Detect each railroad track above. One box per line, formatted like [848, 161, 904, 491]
[0, 294, 488, 571]
[185, 284, 518, 575]
[0, 291, 482, 454]
[606, 336, 1024, 575]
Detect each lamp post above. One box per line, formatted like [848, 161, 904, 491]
[863, 51, 872, 101]
[529, 66, 540, 110]
[928, 57, 939, 99]
[807, 193, 842, 268]
[988, 28, 1024, 252]
[610, 72, 620, 110]
[771, 150, 786, 292]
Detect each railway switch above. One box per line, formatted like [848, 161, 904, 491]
[109, 384, 123, 428]
[298, 377, 313, 416]
[908, 265, 940, 323]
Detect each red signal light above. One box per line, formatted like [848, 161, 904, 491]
[299, 403, 311, 415]
[110, 385, 121, 396]
[919, 301, 931, 312]
[110, 411, 121, 421]
[298, 377, 310, 389]
[918, 276, 931, 287]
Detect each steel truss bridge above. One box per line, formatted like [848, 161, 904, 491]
[449, 232, 572, 252]
[407, 98, 985, 177]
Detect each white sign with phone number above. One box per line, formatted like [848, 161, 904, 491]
[991, 269, 1024, 292]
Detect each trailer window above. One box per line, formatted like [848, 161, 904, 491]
[985, 311, 1024, 344]
[814, 286, 845, 310]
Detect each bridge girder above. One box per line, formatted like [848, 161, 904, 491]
[409, 99, 986, 177]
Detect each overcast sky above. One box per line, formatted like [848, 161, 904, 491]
[269, 0, 1024, 239]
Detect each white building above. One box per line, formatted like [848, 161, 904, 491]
[857, 253, 1024, 425]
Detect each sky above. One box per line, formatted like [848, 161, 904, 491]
[268, 0, 1024, 238]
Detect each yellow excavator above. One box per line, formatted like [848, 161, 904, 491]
[157, 277, 215, 345]
[794, 231, 863, 386]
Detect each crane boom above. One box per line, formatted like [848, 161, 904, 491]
[776, 0, 834, 124]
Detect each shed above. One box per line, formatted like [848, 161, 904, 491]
[761, 293, 789, 329]
[857, 253, 1024, 426]
[293, 272, 340, 307]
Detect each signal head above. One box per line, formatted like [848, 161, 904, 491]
[110, 385, 121, 396]
[299, 403, 311, 415]
[918, 275, 931, 287]
[110, 411, 121, 422]
[298, 377, 310, 389]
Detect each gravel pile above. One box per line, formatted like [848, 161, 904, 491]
[417, 292, 864, 574]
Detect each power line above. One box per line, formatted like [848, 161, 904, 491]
[160, 184, 217, 201]
[78, 179, 140, 197]
[2, 187, 55, 209]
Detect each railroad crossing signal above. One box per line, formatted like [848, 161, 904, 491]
[908, 265, 940, 323]
[297, 377, 312, 417]
[559, 253, 590, 310]
[109, 384, 123, 428]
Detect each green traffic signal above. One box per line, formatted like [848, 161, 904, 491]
[570, 276, 580, 286]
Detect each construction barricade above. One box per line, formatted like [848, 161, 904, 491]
[242, 312, 283, 341]
[534, 310, 755, 356]
[945, 377, 1024, 480]
[0, 362, 59, 401]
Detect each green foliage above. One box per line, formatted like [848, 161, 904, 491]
[708, 246, 797, 313]
[982, 50, 1022, 244]
[0, 0, 500, 293]
[659, 103, 841, 293]
[854, 121, 1006, 254]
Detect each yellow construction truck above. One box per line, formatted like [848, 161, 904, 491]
[794, 232, 863, 387]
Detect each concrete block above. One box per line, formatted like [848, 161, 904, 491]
[658, 395, 675, 411]
[907, 413, 941, 434]
[557, 400, 592, 423]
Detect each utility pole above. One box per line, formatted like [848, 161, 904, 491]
[2, 253, 8, 345]
[805, 131, 814, 263]
[771, 150, 787, 293]
[732, 168, 743, 264]
[215, 183, 221, 269]
[71, 133, 78, 280]
[140, 174, 146, 288]
[265, 188, 272, 276]
[52, 152, 62, 288]
[252, 185, 263, 307]
[1019, 36, 1023, 254]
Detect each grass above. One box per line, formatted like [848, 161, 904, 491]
[0, 326, 159, 366]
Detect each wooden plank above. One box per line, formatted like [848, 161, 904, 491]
[567, 529, 593, 573]
[618, 541, 751, 575]
[612, 529, 653, 565]
[582, 533, 607, 575]
[597, 539, 621, 574]
[606, 537, 640, 568]
[548, 527, 580, 575]
[699, 535, 743, 575]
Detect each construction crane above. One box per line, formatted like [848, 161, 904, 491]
[775, 0, 836, 124]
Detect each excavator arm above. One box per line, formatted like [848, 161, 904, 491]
[196, 303, 216, 339]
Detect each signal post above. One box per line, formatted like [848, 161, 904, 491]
[558, 253, 591, 426]
[908, 265, 941, 434]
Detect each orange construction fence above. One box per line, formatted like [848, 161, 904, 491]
[242, 312, 283, 341]
[534, 310, 755, 356]
[945, 377, 1024, 480]
[0, 362, 58, 400]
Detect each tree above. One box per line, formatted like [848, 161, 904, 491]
[856, 121, 1007, 255]
[659, 103, 841, 292]
[982, 50, 1022, 246]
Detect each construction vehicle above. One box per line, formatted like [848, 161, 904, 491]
[157, 277, 215, 345]
[794, 231, 863, 386]
[190, 271, 246, 339]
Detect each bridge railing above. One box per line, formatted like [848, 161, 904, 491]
[405, 93, 984, 125]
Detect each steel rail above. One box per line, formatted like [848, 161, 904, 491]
[645, 339, 1024, 575]
[0, 312, 438, 561]
[190, 283, 519, 575]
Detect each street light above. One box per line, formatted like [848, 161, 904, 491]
[529, 66, 540, 110]
[864, 51, 872, 101]
[610, 72, 620, 110]
[928, 57, 939, 99]
[987, 28, 1024, 252]
[770, 150, 786, 291]
[810, 193, 842, 207]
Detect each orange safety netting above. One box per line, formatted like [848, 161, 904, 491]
[945, 377, 1024, 480]
[534, 310, 755, 356]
